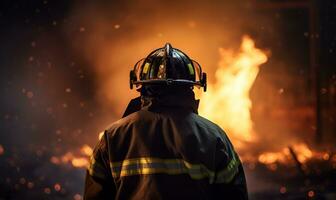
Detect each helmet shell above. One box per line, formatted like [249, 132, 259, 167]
[130, 43, 207, 91]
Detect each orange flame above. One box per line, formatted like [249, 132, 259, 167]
[199, 35, 268, 149]
[72, 157, 90, 168]
[292, 143, 313, 163]
[51, 36, 331, 169]
[258, 143, 317, 165]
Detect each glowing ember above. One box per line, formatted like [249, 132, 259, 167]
[0, 144, 4, 155]
[280, 186, 287, 194]
[54, 183, 61, 191]
[308, 190, 315, 198]
[50, 156, 61, 164]
[27, 181, 34, 189]
[44, 187, 51, 194]
[74, 194, 82, 200]
[199, 35, 268, 148]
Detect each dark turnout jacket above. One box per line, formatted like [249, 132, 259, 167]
[84, 94, 248, 200]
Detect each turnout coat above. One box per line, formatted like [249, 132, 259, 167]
[84, 95, 248, 200]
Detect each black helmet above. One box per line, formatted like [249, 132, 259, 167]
[130, 43, 207, 92]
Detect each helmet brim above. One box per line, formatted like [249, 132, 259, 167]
[133, 79, 204, 87]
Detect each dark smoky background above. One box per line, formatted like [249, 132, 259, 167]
[0, 0, 335, 199]
[0, 0, 274, 149]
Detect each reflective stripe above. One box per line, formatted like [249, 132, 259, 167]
[142, 63, 150, 73]
[88, 155, 107, 180]
[110, 157, 215, 183]
[187, 63, 195, 75]
[215, 156, 240, 184]
[110, 156, 240, 184]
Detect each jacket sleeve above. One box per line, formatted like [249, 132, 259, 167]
[212, 135, 248, 200]
[84, 132, 116, 200]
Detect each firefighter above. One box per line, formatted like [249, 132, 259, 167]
[84, 43, 248, 200]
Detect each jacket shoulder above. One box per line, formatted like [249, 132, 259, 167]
[104, 110, 152, 133]
[191, 113, 225, 134]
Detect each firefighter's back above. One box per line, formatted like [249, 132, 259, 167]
[84, 42, 248, 200]
[106, 108, 228, 200]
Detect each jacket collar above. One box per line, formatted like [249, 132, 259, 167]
[122, 91, 200, 118]
[141, 94, 199, 114]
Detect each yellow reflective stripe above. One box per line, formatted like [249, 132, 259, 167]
[187, 63, 195, 75]
[142, 63, 150, 73]
[111, 157, 192, 167]
[110, 155, 240, 184]
[88, 155, 107, 180]
[215, 155, 240, 184]
[111, 157, 215, 182]
[110, 157, 216, 183]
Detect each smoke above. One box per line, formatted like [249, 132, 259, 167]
[2, 1, 335, 198]
[64, 0, 269, 116]
[0, 0, 315, 155]
[62, 0, 316, 153]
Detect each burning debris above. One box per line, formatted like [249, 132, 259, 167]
[255, 143, 335, 167]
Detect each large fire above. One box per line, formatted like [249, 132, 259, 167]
[199, 35, 267, 149]
[51, 36, 331, 169]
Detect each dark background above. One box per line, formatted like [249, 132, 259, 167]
[0, 0, 335, 199]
